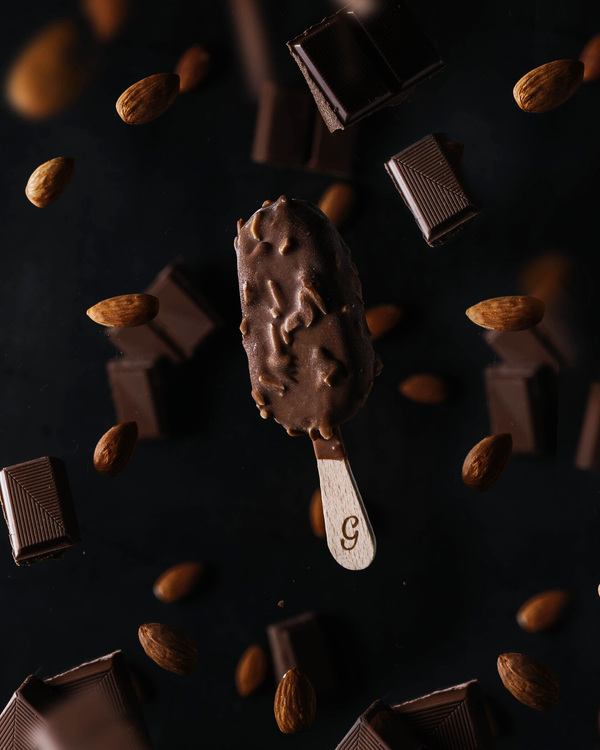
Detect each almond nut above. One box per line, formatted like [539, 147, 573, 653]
[516, 590, 571, 633]
[93, 421, 138, 477]
[519, 251, 571, 305]
[87, 293, 159, 327]
[235, 645, 269, 696]
[580, 34, 600, 82]
[175, 45, 211, 93]
[274, 668, 316, 734]
[318, 183, 355, 228]
[399, 374, 448, 404]
[138, 623, 198, 675]
[462, 433, 512, 492]
[116, 73, 180, 125]
[497, 652, 559, 711]
[466, 296, 544, 331]
[309, 488, 326, 538]
[153, 562, 205, 603]
[365, 304, 403, 340]
[25, 157, 75, 208]
[513, 59, 584, 113]
[82, 0, 132, 41]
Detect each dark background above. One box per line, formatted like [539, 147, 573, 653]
[1, 0, 600, 747]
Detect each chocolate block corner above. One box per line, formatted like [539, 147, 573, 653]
[336, 700, 426, 750]
[0, 675, 56, 749]
[107, 358, 169, 440]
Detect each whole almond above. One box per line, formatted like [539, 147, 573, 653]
[235, 645, 269, 696]
[581, 34, 600, 82]
[82, 0, 132, 41]
[25, 157, 75, 208]
[462, 433, 512, 492]
[519, 251, 571, 305]
[466, 296, 544, 331]
[445, 141, 465, 164]
[87, 293, 159, 327]
[5, 19, 91, 120]
[365, 304, 403, 340]
[175, 45, 211, 93]
[93, 421, 138, 477]
[138, 623, 198, 675]
[116, 73, 180, 125]
[318, 183, 355, 228]
[309, 488, 326, 539]
[497, 652, 559, 711]
[399, 374, 448, 404]
[274, 668, 316, 734]
[513, 59, 584, 113]
[153, 562, 205, 603]
[516, 590, 571, 633]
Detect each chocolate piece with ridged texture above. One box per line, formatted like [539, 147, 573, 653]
[393, 681, 495, 750]
[0, 456, 81, 565]
[0, 675, 57, 750]
[288, 1, 443, 132]
[385, 134, 480, 245]
[45, 651, 151, 750]
[335, 700, 425, 750]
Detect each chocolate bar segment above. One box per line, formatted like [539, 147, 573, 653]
[575, 382, 600, 470]
[385, 134, 479, 245]
[267, 612, 334, 693]
[483, 328, 561, 371]
[0, 676, 56, 749]
[288, 2, 443, 131]
[393, 681, 495, 750]
[336, 700, 425, 750]
[107, 358, 168, 439]
[0, 457, 81, 565]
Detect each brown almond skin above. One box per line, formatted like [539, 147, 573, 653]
[93, 421, 138, 477]
[318, 183, 355, 228]
[87, 293, 159, 327]
[116, 73, 180, 125]
[516, 590, 571, 633]
[365, 304, 403, 340]
[25, 157, 75, 208]
[462, 433, 512, 492]
[138, 623, 198, 675]
[399, 374, 447, 404]
[82, 0, 132, 41]
[581, 34, 600, 82]
[513, 59, 584, 113]
[153, 562, 205, 603]
[497, 653, 559, 711]
[274, 668, 316, 734]
[235, 645, 269, 697]
[176, 45, 211, 93]
[309, 488, 326, 539]
[466, 296, 544, 331]
[519, 251, 571, 305]
[5, 20, 91, 120]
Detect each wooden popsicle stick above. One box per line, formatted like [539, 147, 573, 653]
[313, 430, 376, 571]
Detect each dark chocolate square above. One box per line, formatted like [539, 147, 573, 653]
[107, 324, 182, 365]
[483, 327, 561, 371]
[307, 115, 357, 177]
[0, 457, 81, 565]
[385, 134, 480, 245]
[107, 358, 168, 440]
[0, 676, 56, 749]
[393, 681, 494, 750]
[575, 382, 600, 471]
[336, 700, 425, 750]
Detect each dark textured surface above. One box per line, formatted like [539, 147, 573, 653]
[1, 0, 600, 748]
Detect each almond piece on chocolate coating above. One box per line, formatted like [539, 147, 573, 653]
[513, 59, 584, 112]
[153, 561, 205, 603]
[466, 296, 544, 331]
[497, 652, 559, 711]
[235, 645, 269, 697]
[87, 293, 159, 327]
[274, 668, 316, 734]
[116, 73, 180, 124]
[138, 622, 198, 675]
[462, 433, 512, 492]
[516, 590, 571, 633]
[26, 157, 74, 207]
[93, 421, 138, 477]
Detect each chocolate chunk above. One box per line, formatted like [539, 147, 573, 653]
[107, 358, 168, 439]
[393, 680, 495, 750]
[288, 1, 443, 131]
[0, 457, 81, 565]
[483, 327, 561, 371]
[226, 0, 275, 99]
[0, 676, 56, 749]
[45, 651, 151, 749]
[267, 612, 334, 693]
[575, 382, 600, 471]
[235, 196, 377, 439]
[385, 134, 480, 245]
[252, 82, 356, 177]
[336, 700, 425, 750]
[484, 365, 556, 455]
[107, 262, 219, 362]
